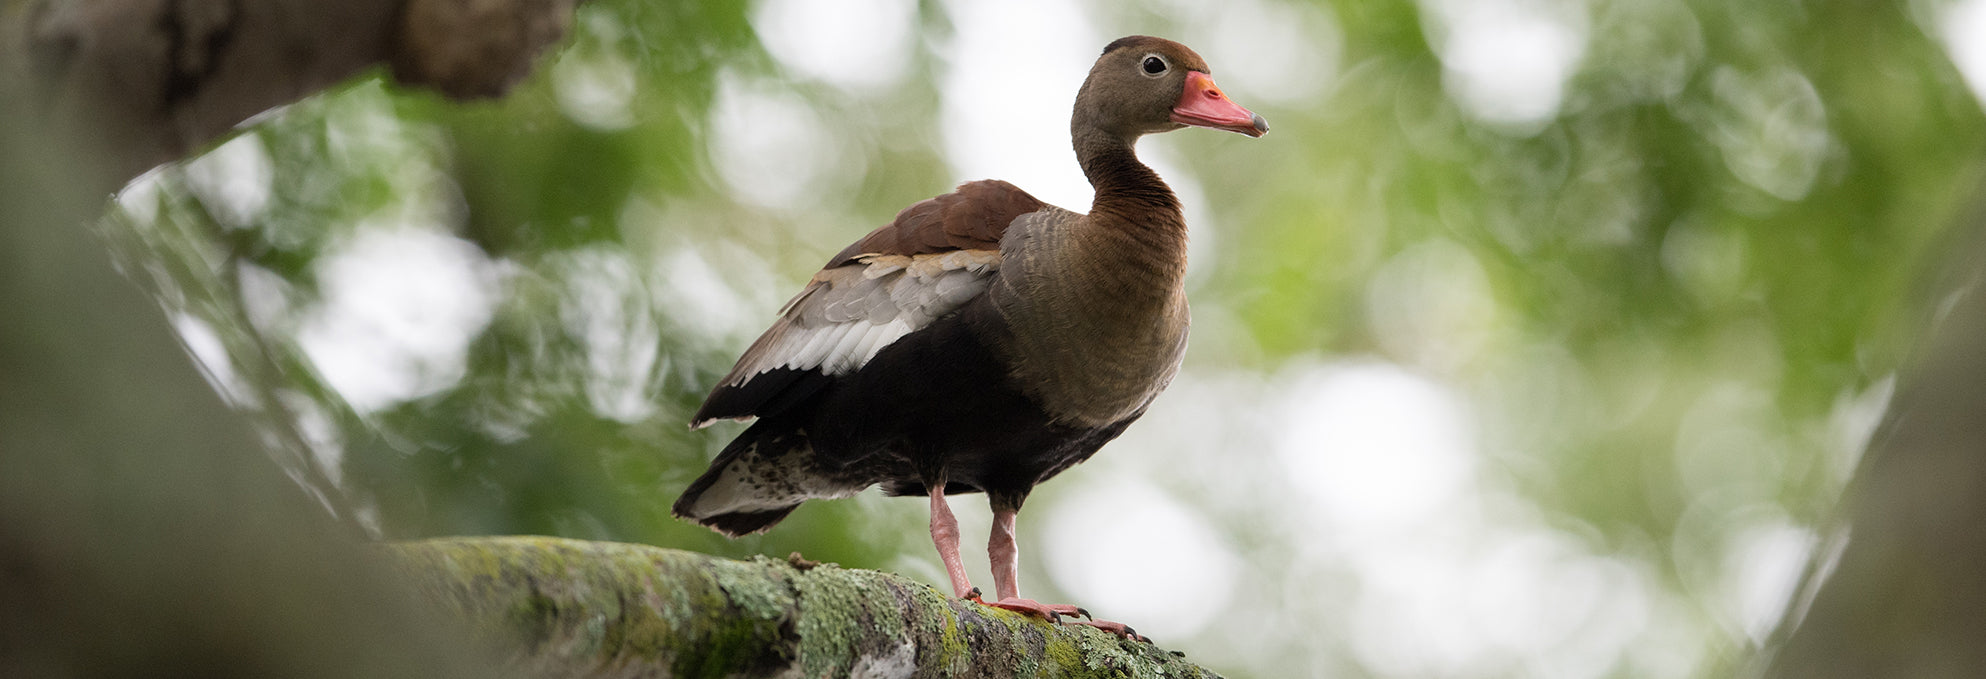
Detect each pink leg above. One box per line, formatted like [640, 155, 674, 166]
[982, 507, 1150, 642]
[981, 506, 1080, 623]
[928, 486, 976, 599]
[989, 506, 1023, 601]
[983, 508, 1081, 619]
[925, 493, 1148, 643]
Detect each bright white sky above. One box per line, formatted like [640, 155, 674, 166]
[1421, 0, 1588, 132]
[938, 0, 1100, 211]
[1945, 0, 1986, 106]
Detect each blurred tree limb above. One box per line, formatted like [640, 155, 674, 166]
[1761, 180, 1986, 677]
[1, 0, 581, 190]
[0, 1, 580, 676]
[389, 535, 1221, 679]
[0, 98, 495, 677]
[0, 0, 592, 520]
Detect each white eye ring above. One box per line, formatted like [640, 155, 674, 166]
[1139, 54, 1169, 78]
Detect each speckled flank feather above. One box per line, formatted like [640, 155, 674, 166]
[671, 424, 865, 536]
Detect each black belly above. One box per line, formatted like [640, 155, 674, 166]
[771, 309, 1138, 506]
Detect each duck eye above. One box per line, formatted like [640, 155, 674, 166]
[1141, 55, 1167, 76]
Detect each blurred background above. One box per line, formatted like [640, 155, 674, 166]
[96, 0, 1986, 676]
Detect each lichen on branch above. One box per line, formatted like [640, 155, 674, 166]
[386, 536, 1222, 678]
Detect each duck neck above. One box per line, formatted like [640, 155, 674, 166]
[983, 128, 1192, 428]
[1071, 128, 1189, 296]
[1075, 129, 1184, 233]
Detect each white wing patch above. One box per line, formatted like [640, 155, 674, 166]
[722, 249, 999, 387]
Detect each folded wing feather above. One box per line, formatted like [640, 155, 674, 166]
[687, 249, 1001, 428]
[690, 179, 1053, 428]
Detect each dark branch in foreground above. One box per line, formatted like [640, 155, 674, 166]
[1761, 186, 1986, 678]
[387, 536, 1222, 679]
[3, 0, 580, 188]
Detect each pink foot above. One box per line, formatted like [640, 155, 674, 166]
[962, 588, 1147, 642]
[966, 588, 1085, 621]
[1067, 618, 1149, 643]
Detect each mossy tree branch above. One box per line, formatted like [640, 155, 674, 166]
[387, 536, 1223, 679]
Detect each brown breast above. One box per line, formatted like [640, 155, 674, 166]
[977, 207, 1190, 428]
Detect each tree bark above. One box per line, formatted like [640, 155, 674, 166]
[1760, 189, 1986, 677]
[0, 97, 498, 679]
[388, 536, 1224, 679]
[0, 3, 575, 677]
[1, 0, 578, 190]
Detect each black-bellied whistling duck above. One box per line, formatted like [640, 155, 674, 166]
[674, 35, 1265, 640]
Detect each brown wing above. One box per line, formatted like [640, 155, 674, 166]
[690, 180, 1057, 428]
[823, 179, 1048, 267]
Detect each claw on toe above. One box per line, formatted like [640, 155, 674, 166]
[955, 590, 1141, 641]
[957, 595, 1159, 643]
[1068, 619, 1150, 643]
[969, 595, 1159, 643]
[965, 595, 1082, 624]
